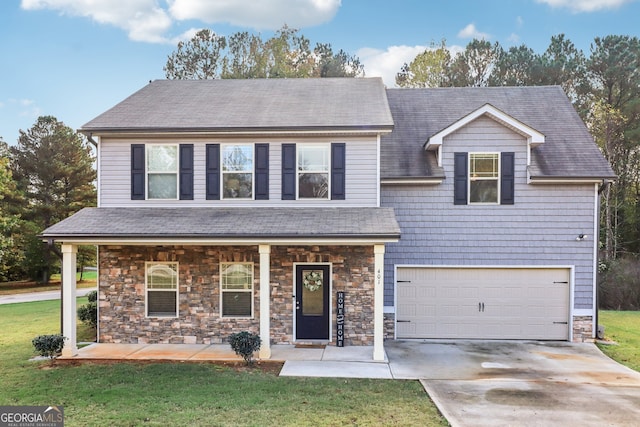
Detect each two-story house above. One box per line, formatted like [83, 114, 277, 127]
[41, 78, 615, 361]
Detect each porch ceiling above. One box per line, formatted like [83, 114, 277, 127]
[40, 207, 401, 245]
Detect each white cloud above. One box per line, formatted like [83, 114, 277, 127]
[535, 0, 635, 12]
[168, 0, 341, 30]
[457, 23, 490, 40]
[358, 44, 465, 88]
[6, 98, 42, 119]
[21, 0, 341, 43]
[507, 33, 521, 44]
[516, 16, 524, 27]
[21, 0, 173, 43]
[357, 45, 427, 87]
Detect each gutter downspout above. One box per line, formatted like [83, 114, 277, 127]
[85, 133, 98, 148]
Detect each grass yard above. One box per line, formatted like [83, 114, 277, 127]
[0, 271, 96, 295]
[0, 299, 448, 427]
[597, 310, 640, 373]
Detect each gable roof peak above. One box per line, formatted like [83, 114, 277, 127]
[425, 102, 545, 151]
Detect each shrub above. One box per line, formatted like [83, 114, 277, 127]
[32, 334, 65, 359]
[86, 290, 97, 302]
[229, 331, 261, 365]
[77, 301, 97, 328]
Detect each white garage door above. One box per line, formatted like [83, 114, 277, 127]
[396, 267, 570, 340]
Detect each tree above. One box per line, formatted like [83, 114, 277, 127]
[396, 40, 452, 88]
[165, 25, 363, 80]
[0, 139, 24, 281]
[539, 34, 587, 106]
[0, 140, 23, 281]
[585, 36, 640, 260]
[489, 44, 542, 86]
[165, 29, 227, 79]
[10, 116, 96, 282]
[448, 39, 501, 87]
[313, 43, 364, 78]
[222, 31, 266, 79]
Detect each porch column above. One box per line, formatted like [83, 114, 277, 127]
[258, 244, 271, 359]
[61, 244, 78, 357]
[373, 244, 385, 361]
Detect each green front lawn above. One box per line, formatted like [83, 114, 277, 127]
[0, 299, 448, 427]
[597, 310, 640, 372]
[0, 271, 96, 295]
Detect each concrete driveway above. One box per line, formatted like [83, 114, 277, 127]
[386, 340, 640, 427]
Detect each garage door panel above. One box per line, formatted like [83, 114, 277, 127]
[396, 267, 570, 340]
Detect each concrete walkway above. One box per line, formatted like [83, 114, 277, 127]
[61, 343, 393, 379]
[0, 287, 96, 305]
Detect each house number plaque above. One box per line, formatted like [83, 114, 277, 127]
[336, 291, 345, 347]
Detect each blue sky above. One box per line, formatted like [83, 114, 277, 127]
[1, 0, 639, 145]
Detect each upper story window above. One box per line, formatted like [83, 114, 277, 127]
[131, 144, 194, 201]
[298, 145, 329, 199]
[222, 144, 254, 199]
[147, 145, 178, 199]
[281, 143, 345, 201]
[454, 151, 514, 206]
[469, 153, 499, 204]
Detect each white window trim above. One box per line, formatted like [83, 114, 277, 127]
[468, 152, 501, 205]
[145, 261, 179, 318]
[297, 143, 331, 200]
[221, 143, 255, 200]
[146, 144, 179, 200]
[220, 262, 255, 318]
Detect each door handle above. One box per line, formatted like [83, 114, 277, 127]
[479, 302, 485, 312]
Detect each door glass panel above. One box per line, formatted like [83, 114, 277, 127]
[302, 269, 324, 316]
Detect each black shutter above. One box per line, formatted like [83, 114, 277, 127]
[255, 143, 269, 200]
[131, 144, 145, 200]
[500, 152, 515, 205]
[179, 144, 194, 200]
[206, 144, 220, 200]
[282, 144, 296, 200]
[331, 143, 346, 200]
[453, 152, 468, 205]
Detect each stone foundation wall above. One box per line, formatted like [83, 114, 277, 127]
[98, 245, 375, 346]
[572, 315, 594, 343]
[383, 313, 395, 339]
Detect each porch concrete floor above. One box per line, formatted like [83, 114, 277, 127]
[61, 343, 391, 378]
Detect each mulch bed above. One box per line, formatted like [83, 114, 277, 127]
[49, 358, 284, 374]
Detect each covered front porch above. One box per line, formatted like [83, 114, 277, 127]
[41, 207, 400, 363]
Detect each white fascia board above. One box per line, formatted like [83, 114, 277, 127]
[47, 237, 400, 246]
[425, 103, 545, 151]
[381, 178, 443, 185]
[528, 177, 606, 185]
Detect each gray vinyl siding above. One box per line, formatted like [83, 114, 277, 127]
[381, 117, 597, 310]
[98, 136, 379, 207]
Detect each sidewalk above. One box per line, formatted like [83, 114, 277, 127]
[0, 287, 96, 305]
[60, 342, 393, 379]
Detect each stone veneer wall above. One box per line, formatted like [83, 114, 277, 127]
[572, 315, 594, 343]
[98, 245, 375, 346]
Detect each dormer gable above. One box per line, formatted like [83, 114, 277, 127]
[424, 103, 545, 167]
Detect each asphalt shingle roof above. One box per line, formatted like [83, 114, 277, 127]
[382, 86, 615, 180]
[40, 207, 401, 241]
[81, 78, 394, 133]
